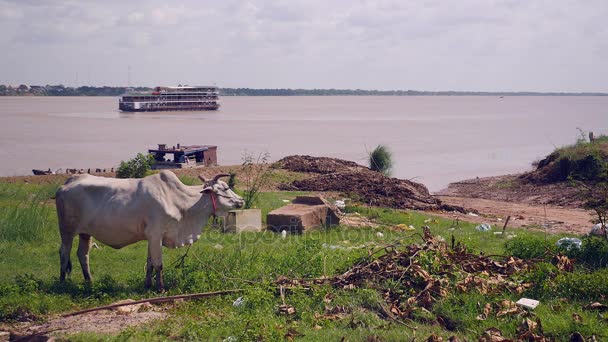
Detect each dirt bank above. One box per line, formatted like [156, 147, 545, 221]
[435, 174, 594, 234]
[436, 174, 582, 207]
[432, 196, 592, 235]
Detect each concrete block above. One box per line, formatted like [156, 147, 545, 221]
[224, 209, 262, 233]
[267, 195, 340, 232]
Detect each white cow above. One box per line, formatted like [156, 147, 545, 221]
[55, 171, 244, 290]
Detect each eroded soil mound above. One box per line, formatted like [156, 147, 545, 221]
[277, 156, 441, 210]
[273, 155, 368, 174]
[522, 138, 608, 184]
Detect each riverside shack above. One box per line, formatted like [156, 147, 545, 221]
[148, 144, 217, 170]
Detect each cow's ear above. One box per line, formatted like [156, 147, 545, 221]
[201, 187, 213, 194]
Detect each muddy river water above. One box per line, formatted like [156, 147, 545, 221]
[0, 96, 606, 191]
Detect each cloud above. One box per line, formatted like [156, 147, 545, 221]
[1, 0, 607, 91]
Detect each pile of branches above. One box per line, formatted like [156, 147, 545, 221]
[277, 228, 569, 340]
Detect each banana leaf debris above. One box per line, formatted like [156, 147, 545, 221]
[276, 227, 584, 341]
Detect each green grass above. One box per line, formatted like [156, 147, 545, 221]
[0, 182, 606, 341]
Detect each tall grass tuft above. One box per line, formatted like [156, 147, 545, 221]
[0, 183, 58, 242]
[369, 144, 393, 176]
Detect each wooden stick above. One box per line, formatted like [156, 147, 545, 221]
[501, 215, 511, 237]
[61, 289, 243, 317]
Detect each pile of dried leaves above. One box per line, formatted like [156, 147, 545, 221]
[277, 228, 576, 340]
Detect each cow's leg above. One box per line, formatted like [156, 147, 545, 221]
[146, 237, 164, 291]
[59, 232, 74, 282]
[144, 254, 153, 289]
[77, 233, 93, 282]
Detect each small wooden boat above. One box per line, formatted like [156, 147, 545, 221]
[32, 168, 54, 175]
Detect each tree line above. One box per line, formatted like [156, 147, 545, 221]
[1, 84, 607, 96]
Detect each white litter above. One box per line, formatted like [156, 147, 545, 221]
[590, 223, 607, 236]
[282, 199, 290, 203]
[556, 237, 582, 250]
[223, 336, 237, 342]
[233, 297, 244, 307]
[334, 200, 346, 209]
[281, 230, 287, 239]
[468, 212, 479, 217]
[213, 244, 224, 250]
[424, 218, 432, 223]
[376, 232, 384, 238]
[475, 223, 492, 232]
[516, 298, 540, 310]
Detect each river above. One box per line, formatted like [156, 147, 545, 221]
[0, 96, 606, 191]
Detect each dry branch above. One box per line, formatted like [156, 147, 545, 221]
[61, 289, 243, 317]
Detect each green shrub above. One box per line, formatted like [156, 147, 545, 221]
[520, 262, 558, 298]
[228, 172, 236, 189]
[574, 236, 608, 269]
[505, 235, 555, 259]
[369, 145, 393, 176]
[552, 268, 608, 300]
[116, 153, 155, 179]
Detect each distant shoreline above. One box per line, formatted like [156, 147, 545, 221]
[1, 85, 607, 97]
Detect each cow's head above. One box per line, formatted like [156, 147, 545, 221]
[199, 174, 244, 215]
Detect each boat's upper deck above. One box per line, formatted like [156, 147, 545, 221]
[122, 86, 219, 97]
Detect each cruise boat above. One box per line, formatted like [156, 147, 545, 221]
[119, 86, 220, 112]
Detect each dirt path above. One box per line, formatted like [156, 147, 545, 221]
[5, 301, 167, 340]
[432, 195, 593, 235]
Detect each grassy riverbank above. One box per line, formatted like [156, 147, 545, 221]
[0, 181, 606, 341]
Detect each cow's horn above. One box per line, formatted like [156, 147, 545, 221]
[198, 175, 207, 183]
[211, 174, 231, 182]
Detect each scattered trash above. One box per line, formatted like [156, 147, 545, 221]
[590, 223, 607, 236]
[376, 232, 384, 238]
[557, 237, 582, 250]
[516, 298, 540, 310]
[468, 212, 479, 217]
[424, 218, 432, 223]
[232, 297, 244, 307]
[281, 230, 287, 239]
[213, 244, 224, 250]
[506, 234, 517, 239]
[334, 200, 346, 209]
[282, 199, 290, 203]
[392, 223, 415, 231]
[497, 218, 503, 222]
[475, 223, 492, 232]
[322, 243, 344, 250]
[493, 232, 503, 235]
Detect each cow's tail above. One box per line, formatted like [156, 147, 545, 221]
[55, 188, 73, 280]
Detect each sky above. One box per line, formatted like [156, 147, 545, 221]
[1, 0, 607, 92]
